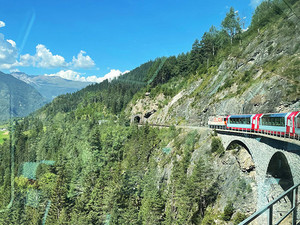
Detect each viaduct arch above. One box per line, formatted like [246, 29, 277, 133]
[218, 133, 300, 211]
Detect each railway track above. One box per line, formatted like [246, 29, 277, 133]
[138, 123, 300, 146]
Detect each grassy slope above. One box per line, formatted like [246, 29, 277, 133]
[0, 131, 9, 145]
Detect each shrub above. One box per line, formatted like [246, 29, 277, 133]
[201, 207, 217, 225]
[211, 137, 224, 155]
[233, 212, 247, 224]
[201, 216, 216, 225]
[222, 201, 234, 221]
[242, 70, 251, 82]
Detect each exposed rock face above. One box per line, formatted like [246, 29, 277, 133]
[129, 93, 164, 123]
[234, 148, 256, 174]
[128, 19, 300, 127]
[153, 128, 259, 220]
[214, 146, 257, 216]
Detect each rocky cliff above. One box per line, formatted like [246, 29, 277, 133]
[126, 2, 300, 223]
[128, 6, 299, 126]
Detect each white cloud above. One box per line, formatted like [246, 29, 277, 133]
[18, 53, 35, 67]
[0, 22, 96, 70]
[0, 21, 5, 28]
[0, 33, 18, 69]
[250, 0, 263, 8]
[18, 45, 95, 69]
[45, 69, 130, 83]
[71, 50, 95, 68]
[98, 69, 129, 82]
[7, 39, 16, 48]
[45, 70, 85, 81]
[18, 44, 66, 68]
[36, 44, 66, 68]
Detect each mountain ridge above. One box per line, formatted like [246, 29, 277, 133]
[11, 72, 92, 101]
[0, 72, 46, 122]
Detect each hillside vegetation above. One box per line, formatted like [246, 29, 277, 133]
[0, 0, 299, 224]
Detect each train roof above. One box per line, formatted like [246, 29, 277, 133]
[229, 114, 253, 118]
[262, 113, 288, 117]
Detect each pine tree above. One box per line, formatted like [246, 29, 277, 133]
[47, 159, 69, 224]
[85, 176, 106, 224]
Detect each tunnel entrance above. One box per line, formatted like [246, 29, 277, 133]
[133, 116, 141, 124]
[266, 152, 294, 192]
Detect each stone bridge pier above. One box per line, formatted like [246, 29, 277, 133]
[218, 133, 300, 222]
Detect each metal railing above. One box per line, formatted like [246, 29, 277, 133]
[239, 183, 300, 225]
[209, 125, 300, 142]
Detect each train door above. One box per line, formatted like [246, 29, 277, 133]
[255, 116, 259, 130]
[287, 117, 293, 134]
[286, 112, 299, 135]
[252, 114, 262, 131]
[252, 116, 257, 130]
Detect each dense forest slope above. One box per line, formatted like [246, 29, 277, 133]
[0, 72, 46, 122]
[0, 0, 299, 224]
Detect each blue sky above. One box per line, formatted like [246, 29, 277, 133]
[0, 0, 262, 82]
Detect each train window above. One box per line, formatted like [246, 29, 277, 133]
[297, 116, 300, 128]
[246, 118, 250, 124]
[261, 116, 285, 126]
[229, 117, 250, 124]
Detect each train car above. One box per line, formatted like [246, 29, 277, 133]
[208, 116, 227, 129]
[226, 114, 254, 131]
[209, 111, 299, 139]
[258, 111, 300, 137]
[258, 113, 288, 136]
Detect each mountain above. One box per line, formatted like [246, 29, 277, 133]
[0, 72, 46, 122]
[11, 72, 92, 101]
[0, 71, 91, 122]
[0, 1, 299, 224]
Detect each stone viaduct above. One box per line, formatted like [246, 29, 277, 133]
[218, 131, 300, 222]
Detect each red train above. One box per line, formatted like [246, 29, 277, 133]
[208, 111, 300, 139]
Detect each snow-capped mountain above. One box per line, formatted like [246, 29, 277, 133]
[11, 72, 92, 101]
